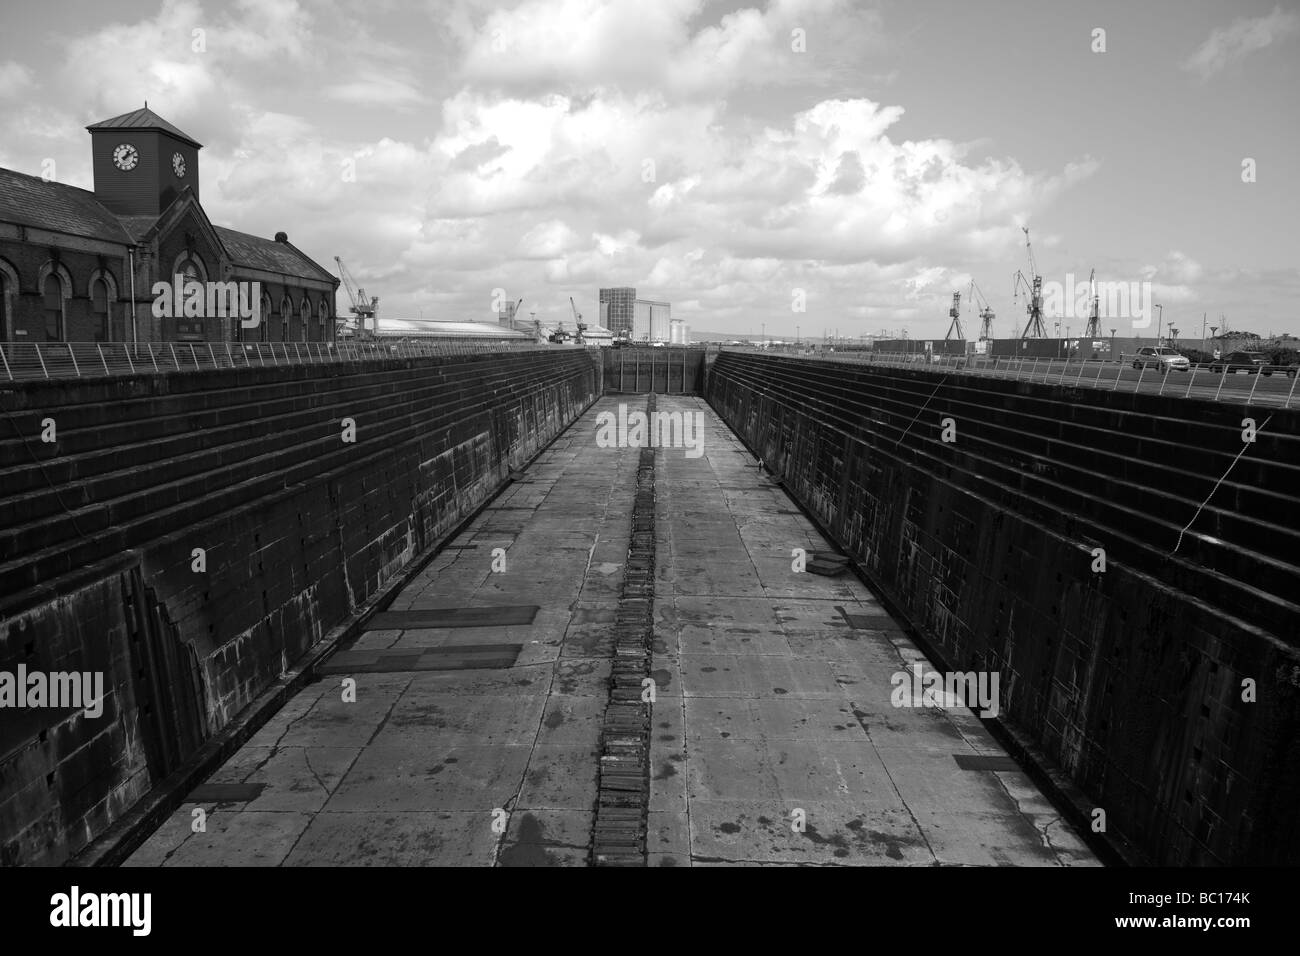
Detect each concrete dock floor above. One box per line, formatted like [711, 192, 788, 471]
[125, 395, 1098, 867]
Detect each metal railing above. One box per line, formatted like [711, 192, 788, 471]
[0, 339, 558, 383]
[720, 347, 1300, 409]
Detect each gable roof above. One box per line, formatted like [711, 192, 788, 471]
[0, 168, 133, 244]
[214, 226, 336, 284]
[86, 107, 203, 149]
[0, 164, 335, 286]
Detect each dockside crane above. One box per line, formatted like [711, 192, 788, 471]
[944, 291, 964, 340]
[1084, 268, 1102, 339]
[335, 256, 379, 338]
[967, 280, 996, 340]
[569, 296, 588, 344]
[1012, 227, 1047, 339]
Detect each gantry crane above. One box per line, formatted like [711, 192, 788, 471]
[1084, 268, 1102, 339]
[1012, 227, 1047, 338]
[944, 291, 964, 340]
[967, 280, 996, 340]
[334, 256, 379, 338]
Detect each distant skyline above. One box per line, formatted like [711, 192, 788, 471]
[1, 0, 1297, 339]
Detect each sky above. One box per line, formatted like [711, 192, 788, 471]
[0, 0, 1297, 340]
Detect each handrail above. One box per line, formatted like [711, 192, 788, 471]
[0, 339, 561, 383]
[716, 347, 1299, 408]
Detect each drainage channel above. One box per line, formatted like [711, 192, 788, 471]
[590, 393, 657, 866]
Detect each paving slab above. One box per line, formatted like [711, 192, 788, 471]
[125, 398, 639, 867]
[124, 394, 1097, 868]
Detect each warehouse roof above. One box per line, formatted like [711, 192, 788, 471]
[376, 318, 531, 338]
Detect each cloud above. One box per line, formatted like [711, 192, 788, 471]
[458, 0, 879, 99]
[0, 61, 35, 99]
[324, 69, 430, 109]
[1183, 5, 1299, 79]
[4, 0, 1099, 335]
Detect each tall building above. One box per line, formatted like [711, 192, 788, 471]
[599, 287, 635, 336]
[632, 298, 671, 342]
[600, 287, 671, 341]
[0, 106, 337, 344]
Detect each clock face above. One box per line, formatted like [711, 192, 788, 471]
[112, 143, 139, 171]
[172, 152, 186, 177]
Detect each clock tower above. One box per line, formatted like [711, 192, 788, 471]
[87, 105, 202, 216]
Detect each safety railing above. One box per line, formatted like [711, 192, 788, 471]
[719, 347, 1300, 408]
[0, 339, 558, 383]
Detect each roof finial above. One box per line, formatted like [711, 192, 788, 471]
[144, 100, 148, 109]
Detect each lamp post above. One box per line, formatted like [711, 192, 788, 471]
[1110, 328, 1117, 363]
[1154, 303, 1164, 343]
[1210, 325, 1218, 360]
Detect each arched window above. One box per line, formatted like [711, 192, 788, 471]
[177, 258, 202, 283]
[280, 296, 292, 342]
[318, 300, 328, 341]
[300, 299, 310, 342]
[0, 259, 19, 344]
[43, 274, 64, 341]
[261, 293, 272, 342]
[91, 278, 110, 342]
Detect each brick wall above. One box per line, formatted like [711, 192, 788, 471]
[707, 351, 1300, 865]
[0, 350, 598, 864]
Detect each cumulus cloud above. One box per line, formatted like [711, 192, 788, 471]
[458, 0, 879, 98]
[5, 0, 1101, 334]
[1183, 5, 1299, 79]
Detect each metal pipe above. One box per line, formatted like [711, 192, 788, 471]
[128, 246, 137, 347]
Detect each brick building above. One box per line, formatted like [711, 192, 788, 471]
[0, 106, 338, 345]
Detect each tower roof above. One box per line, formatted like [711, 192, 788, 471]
[86, 107, 203, 149]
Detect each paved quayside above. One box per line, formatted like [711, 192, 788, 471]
[125, 395, 1098, 866]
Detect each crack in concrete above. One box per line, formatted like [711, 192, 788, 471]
[996, 777, 1069, 865]
[302, 749, 329, 795]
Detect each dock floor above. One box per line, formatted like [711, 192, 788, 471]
[125, 396, 1098, 867]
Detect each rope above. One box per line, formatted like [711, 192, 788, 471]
[1172, 415, 1271, 554]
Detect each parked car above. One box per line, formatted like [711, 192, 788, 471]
[1211, 350, 1270, 374]
[1132, 346, 1190, 374]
